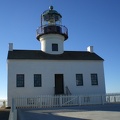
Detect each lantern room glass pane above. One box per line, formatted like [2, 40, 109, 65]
[42, 15, 62, 26]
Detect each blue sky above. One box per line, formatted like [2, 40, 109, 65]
[0, 0, 120, 99]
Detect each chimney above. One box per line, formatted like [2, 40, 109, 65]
[9, 43, 13, 51]
[87, 46, 93, 53]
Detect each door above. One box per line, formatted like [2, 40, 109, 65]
[55, 74, 64, 95]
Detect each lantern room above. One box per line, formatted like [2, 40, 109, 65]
[42, 6, 62, 26]
[36, 6, 68, 40]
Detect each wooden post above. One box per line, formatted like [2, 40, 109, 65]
[101, 95, 105, 105]
[11, 98, 17, 120]
[3, 101, 5, 108]
[12, 98, 15, 112]
[59, 95, 62, 107]
[78, 96, 81, 106]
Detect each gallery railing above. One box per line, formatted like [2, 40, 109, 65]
[36, 24, 68, 40]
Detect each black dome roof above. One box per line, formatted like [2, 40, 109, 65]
[42, 6, 62, 18]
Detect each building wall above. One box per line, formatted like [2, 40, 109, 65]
[7, 59, 106, 106]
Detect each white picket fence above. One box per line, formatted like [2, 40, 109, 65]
[9, 93, 120, 120]
[12, 94, 120, 109]
[106, 93, 120, 103]
[13, 95, 105, 109]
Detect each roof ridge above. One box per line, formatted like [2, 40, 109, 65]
[13, 49, 90, 52]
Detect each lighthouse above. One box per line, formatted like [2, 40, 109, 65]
[7, 6, 106, 107]
[36, 6, 68, 54]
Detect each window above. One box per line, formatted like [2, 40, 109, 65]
[52, 44, 58, 51]
[16, 74, 24, 87]
[34, 74, 42, 87]
[76, 74, 83, 86]
[91, 74, 98, 85]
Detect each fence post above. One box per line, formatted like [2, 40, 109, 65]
[3, 101, 6, 108]
[12, 98, 17, 120]
[114, 97, 116, 103]
[101, 95, 105, 105]
[78, 96, 81, 106]
[12, 98, 15, 112]
[59, 95, 62, 107]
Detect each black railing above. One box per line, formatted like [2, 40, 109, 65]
[36, 24, 68, 40]
[65, 86, 72, 95]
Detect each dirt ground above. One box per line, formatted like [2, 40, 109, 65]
[0, 108, 10, 120]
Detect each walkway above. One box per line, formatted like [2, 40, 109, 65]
[0, 108, 10, 120]
[18, 104, 120, 120]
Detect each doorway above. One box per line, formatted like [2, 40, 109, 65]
[55, 74, 64, 95]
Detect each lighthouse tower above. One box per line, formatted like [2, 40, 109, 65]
[36, 6, 68, 54]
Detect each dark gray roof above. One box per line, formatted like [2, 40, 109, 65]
[7, 50, 104, 60]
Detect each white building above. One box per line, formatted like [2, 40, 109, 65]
[7, 6, 106, 107]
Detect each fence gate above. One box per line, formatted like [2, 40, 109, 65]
[62, 96, 79, 106]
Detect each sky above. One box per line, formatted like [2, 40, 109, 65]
[0, 0, 120, 99]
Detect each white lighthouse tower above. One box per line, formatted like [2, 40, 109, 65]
[36, 6, 68, 54]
